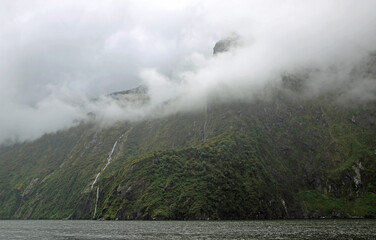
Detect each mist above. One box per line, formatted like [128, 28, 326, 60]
[1, 0, 376, 144]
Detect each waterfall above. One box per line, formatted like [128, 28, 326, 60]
[102, 140, 118, 171]
[90, 128, 133, 219]
[91, 172, 101, 190]
[93, 186, 99, 219]
[90, 139, 118, 189]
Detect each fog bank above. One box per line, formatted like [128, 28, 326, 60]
[1, 0, 376, 143]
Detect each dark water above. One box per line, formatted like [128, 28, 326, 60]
[0, 219, 375, 239]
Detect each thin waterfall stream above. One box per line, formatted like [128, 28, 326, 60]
[90, 128, 133, 219]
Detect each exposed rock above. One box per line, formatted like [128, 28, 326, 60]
[213, 33, 241, 55]
[281, 199, 289, 217]
[314, 176, 322, 192]
[309, 211, 322, 218]
[332, 210, 343, 218]
[352, 160, 364, 194]
[106, 85, 149, 108]
[21, 178, 39, 198]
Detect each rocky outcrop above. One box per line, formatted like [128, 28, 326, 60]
[213, 34, 241, 55]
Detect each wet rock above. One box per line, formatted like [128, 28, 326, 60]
[332, 210, 343, 218]
[309, 211, 322, 218]
[352, 160, 364, 195]
[213, 33, 241, 55]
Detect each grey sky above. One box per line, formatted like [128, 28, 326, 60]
[1, 0, 376, 143]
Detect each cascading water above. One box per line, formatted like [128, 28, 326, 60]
[102, 140, 118, 171]
[93, 186, 99, 219]
[91, 172, 101, 190]
[90, 139, 118, 190]
[89, 128, 133, 219]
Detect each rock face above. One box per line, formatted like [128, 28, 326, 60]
[213, 34, 240, 55]
[108, 85, 149, 107]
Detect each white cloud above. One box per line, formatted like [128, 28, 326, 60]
[0, 0, 376, 143]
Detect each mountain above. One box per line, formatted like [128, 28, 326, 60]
[213, 33, 241, 55]
[0, 49, 376, 220]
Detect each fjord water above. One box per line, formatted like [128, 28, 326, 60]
[0, 220, 375, 239]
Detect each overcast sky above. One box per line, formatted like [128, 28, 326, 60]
[1, 0, 376, 144]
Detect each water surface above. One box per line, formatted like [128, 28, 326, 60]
[0, 219, 375, 239]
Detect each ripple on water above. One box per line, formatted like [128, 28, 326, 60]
[0, 219, 375, 240]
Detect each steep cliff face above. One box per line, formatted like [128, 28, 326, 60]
[0, 85, 375, 219]
[83, 96, 376, 220]
[1, 49, 376, 220]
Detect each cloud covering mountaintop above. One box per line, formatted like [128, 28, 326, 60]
[1, 0, 376, 144]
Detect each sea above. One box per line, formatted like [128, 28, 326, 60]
[0, 219, 375, 239]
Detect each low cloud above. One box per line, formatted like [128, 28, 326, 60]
[1, 0, 376, 143]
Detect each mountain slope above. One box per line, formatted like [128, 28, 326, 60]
[1, 87, 375, 219]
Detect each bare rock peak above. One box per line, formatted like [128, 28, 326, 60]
[213, 33, 241, 55]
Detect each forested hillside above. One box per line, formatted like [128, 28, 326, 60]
[1, 84, 375, 219]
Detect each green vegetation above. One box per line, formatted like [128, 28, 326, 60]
[299, 190, 376, 217]
[96, 132, 289, 220]
[0, 93, 375, 219]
